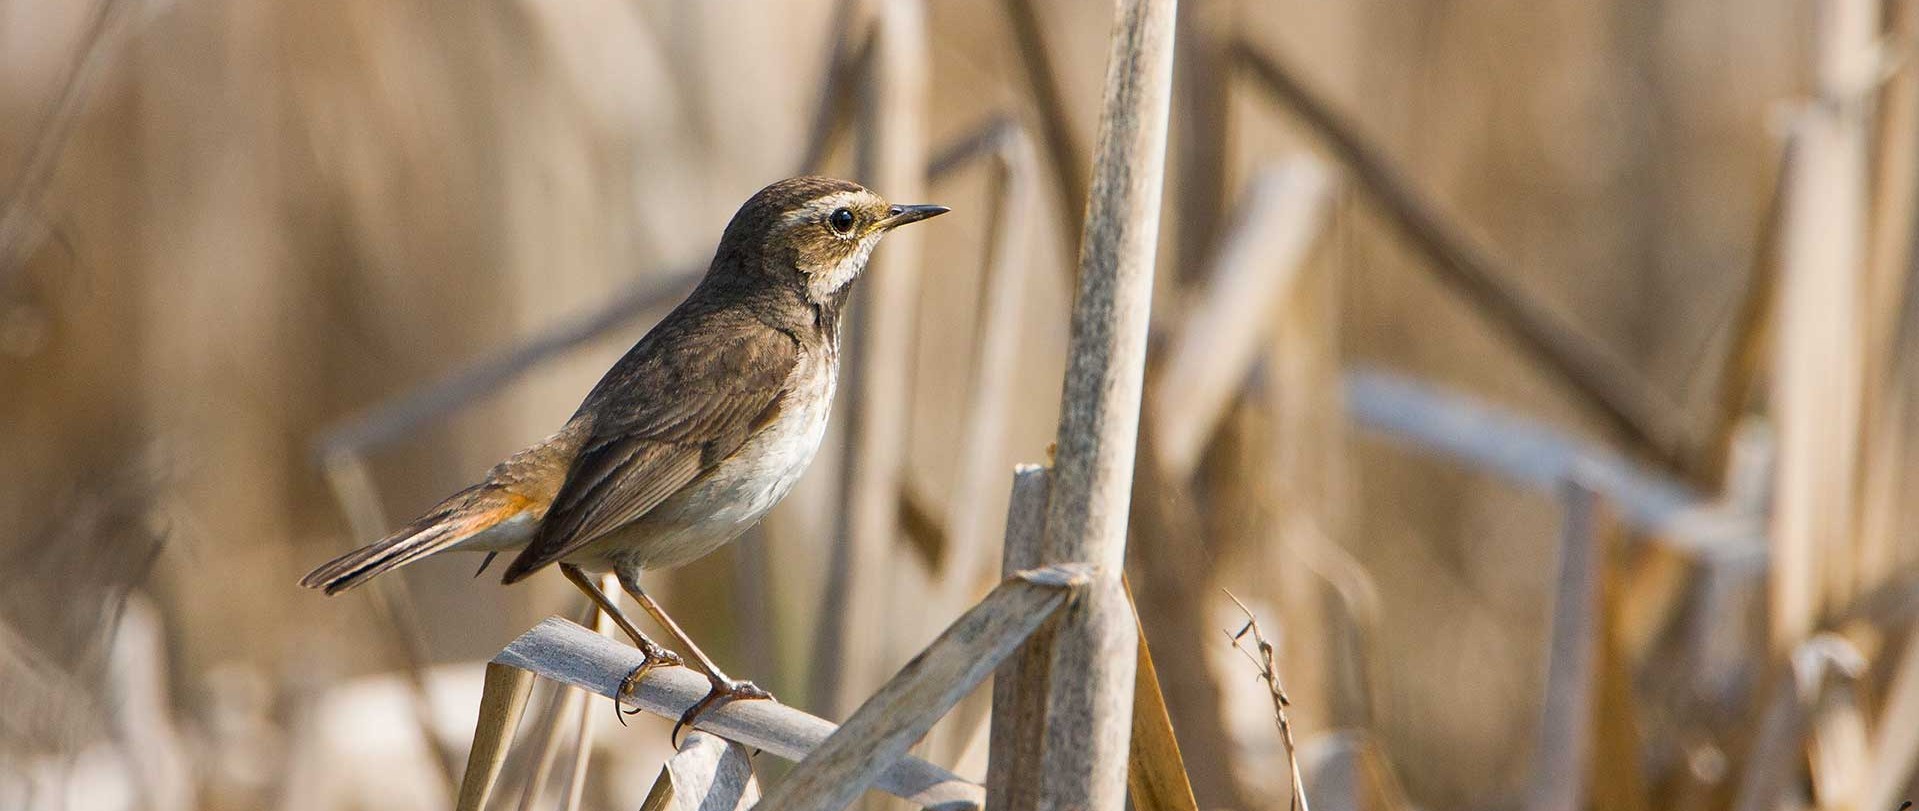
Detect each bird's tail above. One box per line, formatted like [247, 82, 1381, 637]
[299, 487, 530, 595]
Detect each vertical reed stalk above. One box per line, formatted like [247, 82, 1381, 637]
[1033, 0, 1178, 807]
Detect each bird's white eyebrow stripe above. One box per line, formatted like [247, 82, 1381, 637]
[779, 191, 869, 229]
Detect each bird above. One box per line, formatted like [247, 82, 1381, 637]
[301, 176, 948, 734]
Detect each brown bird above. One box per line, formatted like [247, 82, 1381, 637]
[301, 176, 947, 732]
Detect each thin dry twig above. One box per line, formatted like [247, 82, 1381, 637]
[1225, 590, 1310, 811]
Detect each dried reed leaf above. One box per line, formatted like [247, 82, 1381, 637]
[637, 731, 759, 811]
[1124, 579, 1199, 811]
[456, 662, 535, 811]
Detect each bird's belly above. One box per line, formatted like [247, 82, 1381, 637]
[593, 374, 834, 572]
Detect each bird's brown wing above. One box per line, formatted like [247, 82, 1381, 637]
[500, 313, 799, 582]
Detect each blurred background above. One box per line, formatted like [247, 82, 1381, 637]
[2, 0, 1911, 809]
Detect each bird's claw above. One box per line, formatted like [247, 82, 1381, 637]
[611, 645, 685, 727]
[671, 676, 773, 745]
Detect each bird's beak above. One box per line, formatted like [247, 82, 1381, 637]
[878, 204, 950, 230]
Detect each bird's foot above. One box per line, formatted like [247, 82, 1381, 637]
[612, 643, 684, 726]
[672, 674, 773, 745]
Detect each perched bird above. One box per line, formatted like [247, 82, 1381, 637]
[301, 176, 947, 732]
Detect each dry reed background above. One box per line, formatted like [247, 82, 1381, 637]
[2, 0, 1915, 809]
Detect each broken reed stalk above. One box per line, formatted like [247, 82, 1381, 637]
[986, 465, 1051, 811]
[1769, 0, 1876, 651]
[759, 564, 1090, 811]
[638, 731, 759, 811]
[814, 0, 932, 718]
[1228, 38, 1693, 475]
[487, 618, 984, 810]
[1032, 0, 1178, 807]
[104, 596, 192, 811]
[1808, 653, 1871, 810]
[1226, 591, 1309, 811]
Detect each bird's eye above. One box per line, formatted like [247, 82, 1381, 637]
[829, 208, 856, 234]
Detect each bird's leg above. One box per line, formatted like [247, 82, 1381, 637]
[616, 568, 773, 742]
[560, 564, 683, 720]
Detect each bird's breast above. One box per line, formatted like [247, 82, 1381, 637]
[603, 346, 837, 571]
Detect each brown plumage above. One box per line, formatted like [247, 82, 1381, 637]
[301, 176, 947, 733]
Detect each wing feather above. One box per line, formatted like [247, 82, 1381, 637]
[500, 309, 798, 582]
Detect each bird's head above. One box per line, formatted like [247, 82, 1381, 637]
[717, 176, 948, 306]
